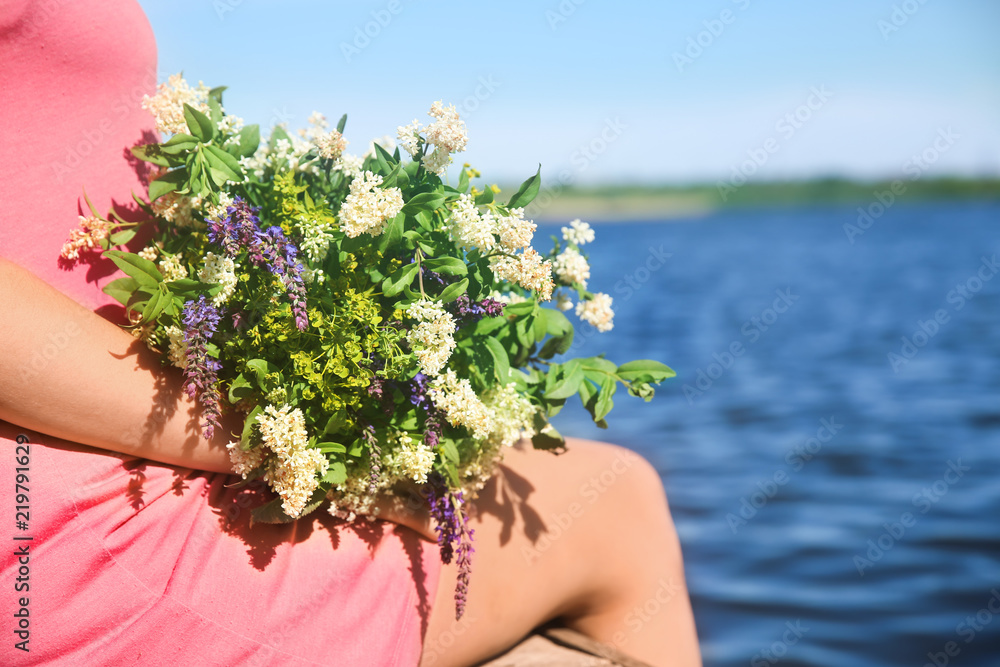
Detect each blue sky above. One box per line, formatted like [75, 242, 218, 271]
[139, 0, 999, 186]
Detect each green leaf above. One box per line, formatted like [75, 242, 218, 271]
[580, 356, 618, 374]
[578, 377, 597, 410]
[484, 337, 510, 383]
[457, 167, 470, 193]
[503, 300, 536, 317]
[546, 361, 584, 400]
[594, 375, 616, 422]
[129, 144, 170, 167]
[373, 142, 396, 171]
[542, 308, 572, 337]
[315, 442, 347, 454]
[140, 288, 165, 323]
[246, 359, 280, 388]
[207, 94, 224, 125]
[538, 332, 573, 359]
[376, 211, 405, 253]
[166, 277, 216, 295]
[237, 124, 260, 158]
[474, 187, 494, 206]
[183, 103, 215, 142]
[322, 411, 349, 436]
[423, 256, 468, 276]
[628, 381, 656, 401]
[159, 133, 199, 155]
[109, 229, 137, 246]
[382, 262, 419, 297]
[531, 313, 547, 342]
[102, 277, 139, 305]
[437, 277, 469, 303]
[403, 191, 448, 212]
[507, 165, 541, 209]
[228, 373, 254, 403]
[441, 440, 460, 465]
[380, 161, 403, 189]
[616, 360, 677, 383]
[147, 168, 188, 201]
[250, 497, 296, 524]
[241, 405, 263, 447]
[208, 85, 227, 104]
[105, 250, 163, 288]
[204, 144, 245, 181]
[336, 114, 347, 134]
[532, 425, 565, 451]
[324, 461, 348, 485]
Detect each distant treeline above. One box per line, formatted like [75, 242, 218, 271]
[520, 177, 1000, 220]
[572, 178, 1000, 207]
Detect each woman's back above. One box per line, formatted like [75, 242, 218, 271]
[0, 2, 439, 664]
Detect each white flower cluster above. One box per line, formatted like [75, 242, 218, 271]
[138, 245, 158, 262]
[296, 216, 337, 263]
[555, 293, 574, 312]
[158, 254, 188, 282]
[164, 324, 187, 368]
[333, 153, 364, 178]
[217, 113, 244, 136]
[141, 73, 210, 135]
[562, 218, 595, 246]
[429, 370, 495, 440]
[491, 291, 527, 306]
[151, 192, 204, 228]
[395, 101, 468, 176]
[59, 215, 109, 260]
[397, 119, 422, 157]
[405, 299, 457, 377]
[448, 194, 496, 251]
[339, 171, 404, 238]
[484, 383, 537, 448]
[552, 247, 590, 288]
[386, 432, 435, 484]
[576, 292, 615, 332]
[489, 248, 555, 301]
[314, 129, 348, 161]
[239, 132, 318, 179]
[246, 404, 330, 518]
[204, 192, 233, 224]
[198, 252, 238, 306]
[495, 207, 536, 253]
[445, 199, 536, 255]
[226, 441, 264, 479]
[424, 101, 468, 154]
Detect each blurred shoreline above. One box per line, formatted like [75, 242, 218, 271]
[522, 177, 1000, 222]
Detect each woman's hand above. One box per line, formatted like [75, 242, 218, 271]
[0, 257, 238, 474]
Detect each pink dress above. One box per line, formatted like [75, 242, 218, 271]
[0, 1, 440, 665]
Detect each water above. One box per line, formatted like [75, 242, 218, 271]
[541, 199, 1000, 666]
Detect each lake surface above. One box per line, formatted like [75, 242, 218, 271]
[542, 199, 1000, 666]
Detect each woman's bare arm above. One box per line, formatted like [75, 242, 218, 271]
[0, 257, 238, 473]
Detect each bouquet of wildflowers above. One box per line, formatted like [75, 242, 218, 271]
[62, 75, 675, 618]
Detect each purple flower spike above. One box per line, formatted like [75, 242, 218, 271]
[207, 197, 262, 258]
[453, 493, 475, 620]
[449, 294, 505, 327]
[207, 197, 309, 331]
[426, 477, 475, 620]
[258, 225, 309, 331]
[181, 295, 223, 438]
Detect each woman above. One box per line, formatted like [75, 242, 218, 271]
[0, 1, 701, 665]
